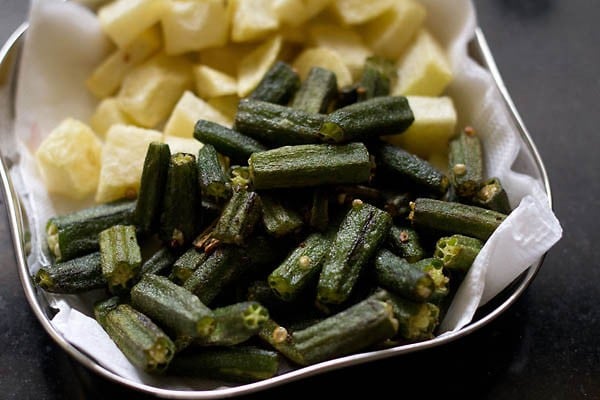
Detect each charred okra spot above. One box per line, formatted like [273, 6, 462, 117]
[242, 303, 270, 330]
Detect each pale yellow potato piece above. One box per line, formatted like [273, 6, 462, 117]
[90, 98, 135, 137]
[292, 47, 352, 88]
[427, 151, 449, 174]
[229, 0, 280, 42]
[164, 91, 232, 137]
[86, 26, 162, 99]
[164, 136, 204, 155]
[304, 0, 333, 19]
[194, 65, 237, 99]
[361, 0, 426, 60]
[208, 95, 241, 122]
[308, 23, 372, 79]
[96, 124, 163, 203]
[237, 36, 283, 97]
[383, 96, 457, 158]
[162, 0, 229, 55]
[35, 118, 102, 200]
[197, 44, 256, 77]
[329, 0, 394, 25]
[392, 30, 453, 97]
[98, 0, 165, 48]
[118, 54, 193, 128]
[273, 0, 309, 27]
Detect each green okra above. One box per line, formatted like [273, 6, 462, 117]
[357, 56, 395, 101]
[449, 127, 484, 197]
[317, 201, 392, 305]
[99, 225, 142, 294]
[381, 191, 412, 219]
[291, 296, 398, 365]
[131, 274, 215, 340]
[249, 61, 300, 104]
[249, 143, 372, 190]
[374, 142, 449, 196]
[94, 296, 121, 328]
[319, 96, 414, 143]
[409, 198, 507, 241]
[373, 289, 439, 341]
[434, 234, 483, 272]
[291, 66, 338, 114]
[168, 346, 279, 382]
[268, 233, 331, 301]
[139, 247, 178, 277]
[309, 188, 330, 232]
[194, 119, 267, 162]
[46, 200, 136, 262]
[195, 301, 269, 346]
[35, 252, 105, 294]
[413, 258, 449, 303]
[260, 194, 304, 237]
[472, 177, 511, 214]
[197, 144, 231, 201]
[170, 247, 208, 285]
[374, 249, 435, 302]
[134, 142, 170, 235]
[159, 153, 201, 248]
[336, 83, 360, 109]
[229, 165, 251, 191]
[101, 304, 175, 373]
[258, 319, 305, 365]
[235, 99, 326, 146]
[385, 225, 425, 263]
[213, 190, 262, 245]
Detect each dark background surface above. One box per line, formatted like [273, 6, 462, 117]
[0, 0, 597, 399]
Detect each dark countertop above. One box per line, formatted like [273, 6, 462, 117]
[0, 1, 597, 399]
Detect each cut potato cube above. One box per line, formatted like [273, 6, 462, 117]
[86, 26, 162, 99]
[329, 0, 394, 25]
[194, 65, 237, 99]
[164, 91, 232, 137]
[96, 124, 163, 203]
[273, 0, 309, 27]
[229, 0, 280, 42]
[361, 0, 426, 60]
[308, 23, 372, 79]
[164, 136, 204, 155]
[118, 54, 193, 128]
[208, 95, 241, 122]
[98, 0, 165, 48]
[383, 96, 457, 158]
[35, 118, 102, 200]
[237, 35, 283, 97]
[197, 44, 257, 77]
[304, 0, 334, 19]
[90, 98, 135, 137]
[392, 30, 453, 97]
[292, 47, 353, 88]
[162, 0, 229, 55]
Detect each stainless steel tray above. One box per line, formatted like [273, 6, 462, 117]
[0, 22, 552, 399]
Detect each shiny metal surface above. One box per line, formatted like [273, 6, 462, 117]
[0, 24, 552, 399]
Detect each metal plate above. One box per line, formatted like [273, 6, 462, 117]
[0, 22, 552, 399]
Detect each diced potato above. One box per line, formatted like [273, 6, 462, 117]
[308, 23, 372, 79]
[208, 95, 241, 122]
[98, 0, 165, 48]
[273, 0, 309, 27]
[90, 98, 135, 137]
[118, 54, 193, 128]
[194, 65, 237, 99]
[164, 136, 204, 155]
[237, 35, 283, 97]
[304, 0, 334, 19]
[383, 96, 457, 158]
[292, 47, 353, 88]
[96, 124, 163, 203]
[35, 118, 102, 200]
[86, 27, 162, 99]
[361, 0, 426, 60]
[277, 24, 307, 44]
[164, 91, 232, 137]
[392, 30, 453, 97]
[162, 0, 229, 55]
[229, 0, 280, 43]
[197, 44, 257, 77]
[329, 0, 394, 25]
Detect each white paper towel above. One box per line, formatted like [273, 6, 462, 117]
[10, 0, 563, 386]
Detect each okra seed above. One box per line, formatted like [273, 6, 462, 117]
[299, 256, 311, 269]
[464, 126, 476, 136]
[272, 326, 288, 344]
[453, 163, 467, 176]
[352, 199, 363, 207]
[399, 230, 410, 243]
